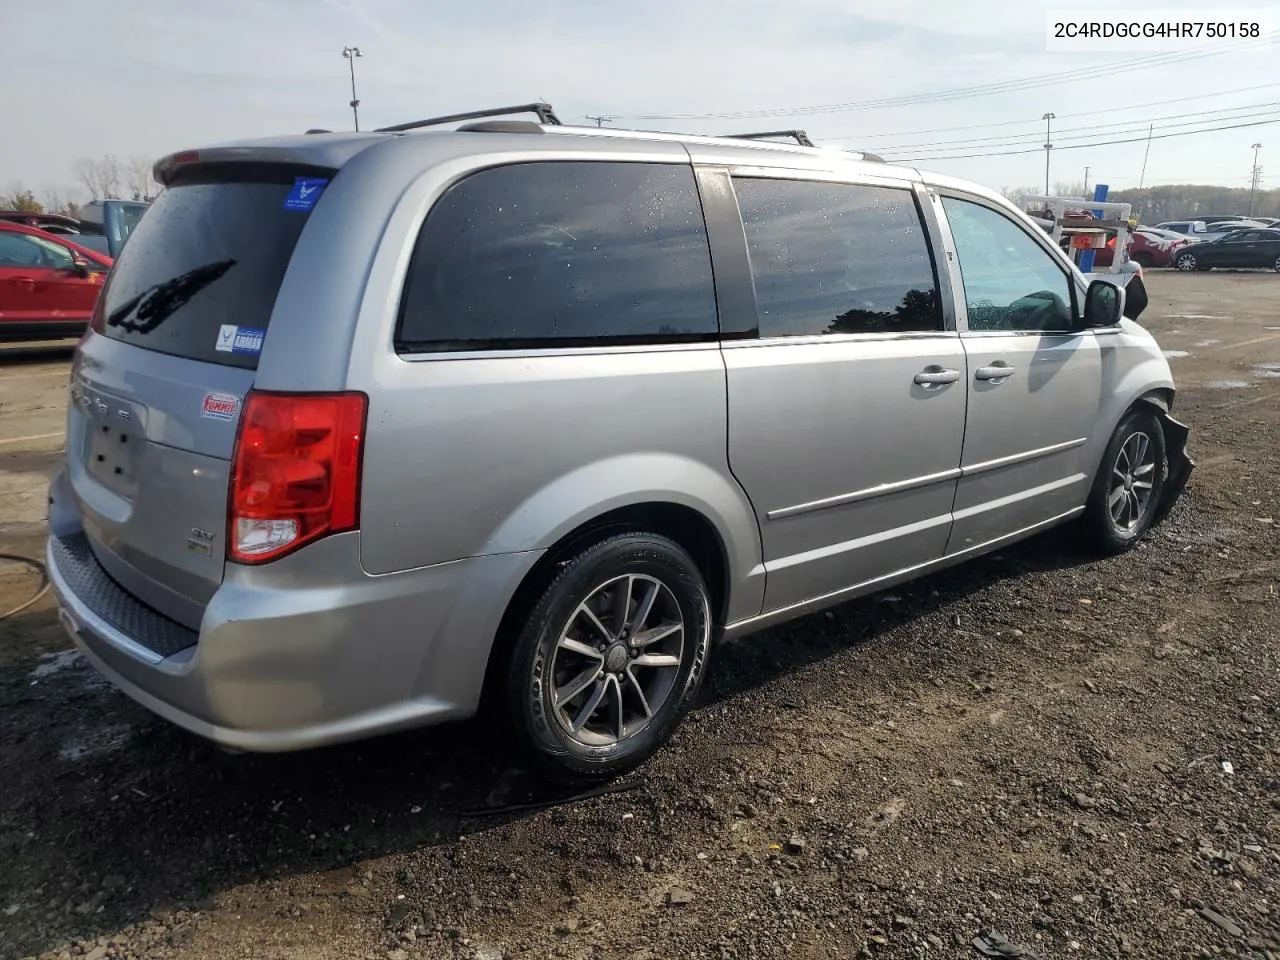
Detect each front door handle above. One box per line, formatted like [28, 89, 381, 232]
[975, 361, 1016, 382]
[913, 366, 960, 386]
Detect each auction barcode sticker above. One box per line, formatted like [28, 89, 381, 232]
[1046, 9, 1275, 51]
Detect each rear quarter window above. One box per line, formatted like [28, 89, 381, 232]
[396, 161, 718, 352]
[98, 165, 333, 368]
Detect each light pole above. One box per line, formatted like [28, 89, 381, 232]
[1248, 143, 1263, 217]
[1084, 166, 1091, 197]
[343, 46, 363, 131]
[1042, 112, 1056, 196]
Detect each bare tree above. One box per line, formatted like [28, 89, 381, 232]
[40, 186, 70, 215]
[72, 157, 105, 200]
[125, 155, 157, 201]
[72, 155, 126, 201]
[99, 154, 123, 199]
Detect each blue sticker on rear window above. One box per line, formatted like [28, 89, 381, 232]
[215, 324, 264, 355]
[282, 177, 328, 212]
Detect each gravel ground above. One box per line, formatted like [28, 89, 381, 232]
[0, 272, 1277, 960]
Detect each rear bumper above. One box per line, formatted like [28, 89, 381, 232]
[47, 472, 542, 752]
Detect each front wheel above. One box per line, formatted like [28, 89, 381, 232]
[1273, 255, 1280, 273]
[1082, 408, 1168, 555]
[505, 532, 712, 783]
[1174, 251, 1198, 272]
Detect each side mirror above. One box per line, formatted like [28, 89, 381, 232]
[71, 258, 91, 278]
[1082, 278, 1125, 328]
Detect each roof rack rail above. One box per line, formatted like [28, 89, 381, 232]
[377, 102, 561, 133]
[726, 130, 816, 148]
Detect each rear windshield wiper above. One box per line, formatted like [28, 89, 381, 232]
[107, 259, 237, 335]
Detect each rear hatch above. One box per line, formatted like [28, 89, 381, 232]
[66, 160, 333, 629]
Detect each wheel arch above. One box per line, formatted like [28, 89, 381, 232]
[479, 499, 746, 710]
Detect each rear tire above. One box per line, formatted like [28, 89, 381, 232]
[1131, 251, 1153, 269]
[505, 532, 712, 783]
[1083, 408, 1167, 555]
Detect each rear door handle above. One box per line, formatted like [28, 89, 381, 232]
[913, 366, 960, 385]
[975, 361, 1016, 381]
[13, 276, 36, 290]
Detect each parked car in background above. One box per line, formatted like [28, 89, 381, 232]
[1195, 215, 1249, 226]
[1156, 219, 1267, 241]
[71, 200, 150, 258]
[46, 110, 1193, 782]
[0, 211, 84, 236]
[1090, 229, 1192, 268]
[1139, 226, 1199, 243]
[1172, 228, 1280, 272]
[0, 222, 112, 340]
[1155, 220, 1208, 236]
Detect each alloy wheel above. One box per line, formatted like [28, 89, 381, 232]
[1175, 253, 1197, 272]
[1108, 431, 1156, 532]
[548, 574, 685, 747]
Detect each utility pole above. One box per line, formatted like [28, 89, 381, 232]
[1248, 143, 1263, 217]
[342, 46, 363, 131]
[1042, 113, 1056, 196]
[585, 115, 614, 127]
[1084, 166, 1091, 197]
[1138, 123, 1154, 189]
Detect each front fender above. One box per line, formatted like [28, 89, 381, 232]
[483, 453, 765, 624]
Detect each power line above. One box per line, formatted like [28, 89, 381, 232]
[853, 100, 1280, 153]
[877, 105, 1280, 157]
[620, 33, 1276, 121]
[890, 115, 1280, 163]
[824, 82, 1280, 142]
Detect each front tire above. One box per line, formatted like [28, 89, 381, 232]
[505, 532, 712, 783]
[1273, 255, 1280, 273]
[1174, 251, 1198, 272]
[1083, 408, 1168, 555]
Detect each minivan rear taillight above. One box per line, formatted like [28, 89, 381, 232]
[228, 391, 368, 564]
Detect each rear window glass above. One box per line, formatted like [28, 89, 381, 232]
[396, 161, 718, 352]
[98, 167, 329, 368]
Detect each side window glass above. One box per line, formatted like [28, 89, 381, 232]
[0, 234, 52, 269]
[941, 198, 1075, 333]
[397, 161, 717, 351]
[732, 178, 941, 338]
[27, 234, 75, 269]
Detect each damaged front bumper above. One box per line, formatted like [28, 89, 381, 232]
[1151, 412, 1194, 528]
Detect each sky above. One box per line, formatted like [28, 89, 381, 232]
[2, 0, 1276, 203]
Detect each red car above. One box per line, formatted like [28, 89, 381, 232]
[0, 221, 113, 341]
[1090, 229, 1192, 269]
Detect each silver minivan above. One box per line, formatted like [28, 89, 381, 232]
[47, 105, 1193, 781]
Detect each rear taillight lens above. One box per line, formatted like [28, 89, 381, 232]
[228, 390, 368, 564]
[88, 294, 105, 334]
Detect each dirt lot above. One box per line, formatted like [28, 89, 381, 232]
[1, 273, 1277, 960]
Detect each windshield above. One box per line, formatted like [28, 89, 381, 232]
[97, 169, 328, 368]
